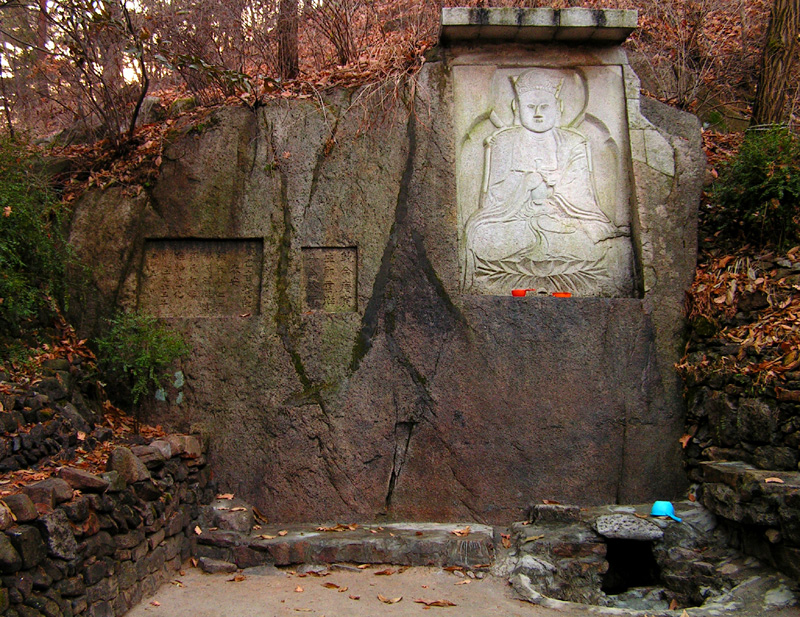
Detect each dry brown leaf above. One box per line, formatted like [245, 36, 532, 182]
[679, 434, 692, 449]
[294, 585, 304, 593]
[278, 530, 289, 536]
[765, 477, 785, 483]
[455, 580, 470, 586]
[357, 564, 370, 569]
[228, 575, 246, 582]
[193, 526, 202, 535]
[522, 535, 545, 543]
[378, 595, 402, 604]
[216, 493, 234, 500]
[316, 523, 359, 532]
[500, 533, 511, 549]
[443, 566, 464, 572]
[322, 582, 340, 589]
[258, 534, 277, 540]
[230, 507, 247, 512]
[542, 499, 561, 505]
[150, 601, 161, 607]
[451, 526, 471, 537]
[669, 599, 680, 610]
[349, 594, 360, 600]
[414, 598, 457, 607]
[338, 586, 348, 592]
[374, 568, 395, 576]
[170, 580, 184, 587]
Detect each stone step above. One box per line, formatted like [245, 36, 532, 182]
[194, 522, 496, 570]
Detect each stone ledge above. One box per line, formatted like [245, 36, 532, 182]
[440, 8, 637, 44]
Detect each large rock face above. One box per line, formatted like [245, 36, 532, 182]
[68, 14, 703, 523]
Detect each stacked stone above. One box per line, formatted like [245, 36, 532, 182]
[683, 256, 800, 476]
[0, 435, 214, 617]
[681, 254, 800, 584]
[0, 359, 105, 473]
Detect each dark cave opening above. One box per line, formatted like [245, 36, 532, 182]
[601, 539, 662, 595]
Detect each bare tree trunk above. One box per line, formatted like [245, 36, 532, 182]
[751, 0, 800, 126]
[0, 72, 14, 139]
[277, 0, 299, 81]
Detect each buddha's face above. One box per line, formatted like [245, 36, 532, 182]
[517, 90, 559, 133]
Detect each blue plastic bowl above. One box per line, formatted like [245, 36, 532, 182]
[650, 500, 682, 522]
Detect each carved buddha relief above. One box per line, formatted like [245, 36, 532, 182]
[455, 66, 636, 296]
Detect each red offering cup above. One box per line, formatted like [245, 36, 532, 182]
[552, 292, 572, 298]
[511, 288, 536, 297]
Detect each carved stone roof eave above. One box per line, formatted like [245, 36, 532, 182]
[440, 7, 638, 46]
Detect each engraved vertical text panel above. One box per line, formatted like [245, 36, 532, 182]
[302, 247, 358, 312]
[139, 239, 263, 317]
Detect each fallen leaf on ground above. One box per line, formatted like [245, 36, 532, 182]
[322, 582, 340, 589]
[150, 601, 160, 607]
[338, 586, 349, 592]
[374, 568, 395, 575]
[230, 507, 247, 512]
[451, 526, 471, 537]
[501, 533, 511, 549]
[170, 580, 184, 587]
[357, 564, 370, 569]
[228, 575, 246, 582]
[542, 499, 561, 505]
[679, 434, 692, 448]
[349, 595, 360, 600]
[669, 599, 680, 610]
[443, 566, 464, 572]
[523, 535, 545, 543]
[258, 534, 277, 540]
[317, 523, 358, 532]
[455, 580, 470, 585]
[294, 585, 304, 592]
[190, 558, 197, 568]
[378, 595, 402, 604]
[278, 530, 289, 536]
[216, 493, 234, 499]
[765, 477, 785, 483]
[193, 526, 202, 535]
[414, 598, 457, 607]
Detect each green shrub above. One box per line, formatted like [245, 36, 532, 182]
[711, 127, 800, 248]
[97, 311, 189, 413]
[0, 137, 71, 334]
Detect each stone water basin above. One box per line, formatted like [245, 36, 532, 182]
[507, 501, 799, 616]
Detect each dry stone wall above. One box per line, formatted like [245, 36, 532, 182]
[0, 437, 213, 617]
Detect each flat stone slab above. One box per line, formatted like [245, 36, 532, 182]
[197, 522, 494, 568]
[441, 8, 637, 44]
[592, 514, 663, 541]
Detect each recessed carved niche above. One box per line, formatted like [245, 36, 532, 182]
[138, 239, 263, 317]
[455, 65, 636, 297]
[302, 247, 358, 312]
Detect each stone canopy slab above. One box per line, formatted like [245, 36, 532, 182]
[441, 8, 638, 44]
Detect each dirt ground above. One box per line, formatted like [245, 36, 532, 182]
[125, 565, 800, 617]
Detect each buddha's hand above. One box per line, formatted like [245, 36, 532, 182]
[525, 172, 550, 204]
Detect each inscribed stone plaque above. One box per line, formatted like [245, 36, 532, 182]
[302, 248, 358, 312]
[454, 65, 636, 297]
[139, 239, 263, 317]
